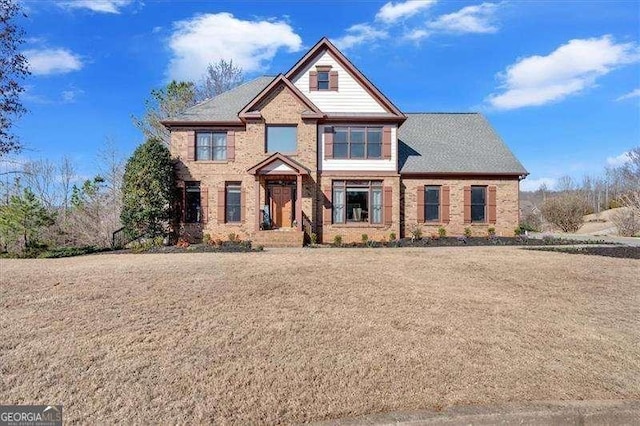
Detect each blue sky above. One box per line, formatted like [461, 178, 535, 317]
[12, 0, 640, 190]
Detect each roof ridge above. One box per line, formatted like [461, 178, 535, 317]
[404, 112, 481, 115]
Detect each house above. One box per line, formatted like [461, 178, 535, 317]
[162, 37, 528, 246]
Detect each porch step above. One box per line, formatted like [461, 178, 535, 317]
[252, 230, 305, 248]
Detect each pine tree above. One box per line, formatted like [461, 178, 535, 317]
[0, 188, 55, 252]
[120, 138, 175, 239]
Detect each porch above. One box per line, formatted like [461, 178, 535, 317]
[248, 153, 311, 247]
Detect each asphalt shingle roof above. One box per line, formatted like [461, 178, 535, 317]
[167, 78, 527, 176]
[168, 76, 275, 123]
[398, 113, 528, 175]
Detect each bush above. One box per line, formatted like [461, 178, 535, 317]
[361, 234, 368, 244]
[487, 227, 496, 236]
[520, 211, 542, 232]
[121, 138, 175, 239]
[332, 235, 342, 247]
[228, 232, 237, 242]
[611, 208, 640, 237]
[203, 233, 212, 245]
[389, 232, 396, 241]
[438, 226, 446, 237]
[310, 232, 317, 245]
[540, 194, 589, 233]
[464, 227, 472, 238]
[410, 224, 423, 240]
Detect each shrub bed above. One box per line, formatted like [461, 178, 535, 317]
[317, 236, 615, 249]
[526, 246, 640, 259]
[145, 240, 260, 254]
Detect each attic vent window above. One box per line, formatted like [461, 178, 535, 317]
[317, 71, 329, 90]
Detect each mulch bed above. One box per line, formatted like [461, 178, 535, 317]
[144, 241, 260, 253]
[526, 246, 640, 259]
[321, 236, 615, 249]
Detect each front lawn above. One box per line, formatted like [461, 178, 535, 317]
[1, 247, 638, 423]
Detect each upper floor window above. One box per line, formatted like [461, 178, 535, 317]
[471, 186, 486, 223]
[317, 71, 329, 90]
[266, 125, 297, 153]
[196, 132, 226, 161]
[333, 127, 382, 159]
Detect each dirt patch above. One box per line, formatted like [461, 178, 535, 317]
[1, 248, 638, 424]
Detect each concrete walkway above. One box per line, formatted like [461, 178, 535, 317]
[313, 400, 640, 425]
[529, 232, 640, 247]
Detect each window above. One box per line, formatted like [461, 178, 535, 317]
[332, 181, 383, 224]
[332, 127, 382, 159]
[196, 132, 226, 161]
[425, 186, 440, 222]
[185, 182, 201, 223]
[317, 71, 329, 90]
[266, 126, 297, 153]
[471, 186, 486, 223]
[225, 183, 242, 223]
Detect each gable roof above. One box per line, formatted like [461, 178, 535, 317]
[285, 37, 405, 119]
[247, 152, 310, 175]
[162, 76, 274, 125]
[398, 113, 528, 176]
[239, 74, 324, 119]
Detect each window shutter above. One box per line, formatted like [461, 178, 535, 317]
[323, 188, 332, 225]
[329, 71, 338, 91]
[463, 186, 471, 224]
[200, 187, 209, 224]
[416, 187, 425, 223]
[441, 186, 450, 223]
[240, 188, 246, 223]
[227, 130, 235, 161]
[488, 186, 497, 224]
[217, 187, 225, 224]
[309, 71, 318, 91]
[382, 126, 392, 159]
[187, 131, 195, 161]
[384, 186, 393, 225]
[323, 127, 333, 159]
[177, 181, 186, 223]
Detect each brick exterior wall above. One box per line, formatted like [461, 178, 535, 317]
[401, 177, 520, 238]
[170, 85, 522, 244]
[171, 84, 320, 242]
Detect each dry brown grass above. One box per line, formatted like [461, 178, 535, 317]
[1, 247, 639, 424]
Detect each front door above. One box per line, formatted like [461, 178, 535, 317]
[270, 186, 293, 228]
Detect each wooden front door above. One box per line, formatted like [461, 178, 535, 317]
[270, 186, 293, 228]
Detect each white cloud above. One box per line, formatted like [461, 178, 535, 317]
[332, 24, 389, 51]
[376, 0, 437, 24]
[487, 35, 639, 110]
[427, 2, 499, 34]
[166, 13, 302, 81]
[57, 0, 134, 14]
[520, 177, 557, 192]
[61, 88, 85, 103]
[606, 151, 632, 167]
[24, 48, 83, 76]
[615, 88, 640, 101]
[405, 28, 430, 41]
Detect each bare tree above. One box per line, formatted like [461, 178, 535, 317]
[132, 81, 196, 146]
[196, 59, 244, 102]
[0, 0, 30, 156]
